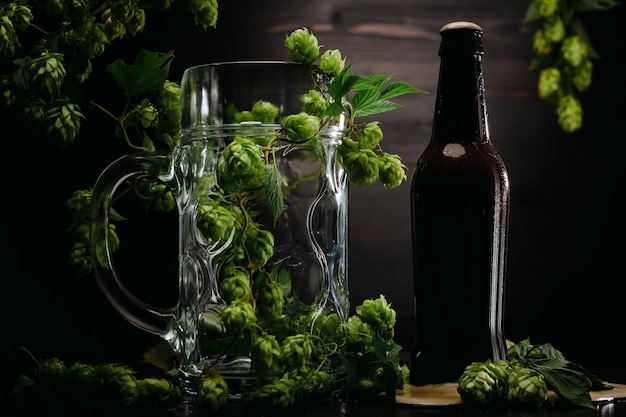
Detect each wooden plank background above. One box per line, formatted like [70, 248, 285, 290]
[3, 0, 625, 380]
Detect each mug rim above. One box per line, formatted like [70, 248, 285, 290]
[182, 60, 306, 74]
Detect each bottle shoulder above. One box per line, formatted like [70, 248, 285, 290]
[412, 140, 509, 186]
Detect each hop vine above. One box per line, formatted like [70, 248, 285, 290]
[525, 0, 620, 132]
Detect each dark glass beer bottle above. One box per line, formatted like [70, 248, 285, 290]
[409, 21, 510, 386]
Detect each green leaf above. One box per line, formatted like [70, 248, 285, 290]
[352, 74, 391, 91]
[373, 337, 401, 398]
[351, 87, 382, 111]
[325, 102, 344, 117]
[534, 364, 595, 409]
[107, 50, 174, 96]
[570, 18, 602, 59]
[566, 361, 613, 391]
[327, 66, 361, 103]
[11, 374, 36, 394]
[341, 348, 360, 392]
[272, 263, 292, 296]
[354, 99, 402, 118]
[264, 161, 285, 223]
[524, 1, 542, 22]
[571, 0, 621, 11]
[379, 82, 426, 100]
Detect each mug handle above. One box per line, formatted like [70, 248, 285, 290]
[89, 152, 175, 336]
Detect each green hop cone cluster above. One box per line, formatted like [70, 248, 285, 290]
[196, 201, 237, 242]
[525, 0, 618, 132]
[354, 295, 397, 342]
[220, 298, 257, 334]
[2, 1, 197, 149]
[66, 188, 121, 276]
[197, 371, 229, 413]
[300, 89, 329, 118]
[219, 269, 252, 303]
[506, 365, 548, 408]
[283, 26, 422, 188]
[284, 27, 320, 65]
[343, 315, 375, 353]
[45, 98, 85, 146]
[16, 357, 180, 410]
[250, 333, 282, 378]
[256, 278, 285, 320]
[243, 367, 335, 408]
[319, 49, 345, 77]
[342, 297, 407, 398]
[184, 0, 219, 30]
[338, 147, 379, 186]
[457, 338, 612, 409]
[125, 377, 181, 408]
[218, 136, 266, 191]
[458, 358, 547, 408]
[280, 334, 314, 369]
[242, 222, 275, 269]
[280, 112, 321, 142]
[457, 359, 510, 405]
[231, 100, 280, 124]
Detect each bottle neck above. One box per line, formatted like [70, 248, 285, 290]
[431, 31, 490, 145]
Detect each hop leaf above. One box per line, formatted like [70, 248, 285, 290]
[107, 49, 174, 96]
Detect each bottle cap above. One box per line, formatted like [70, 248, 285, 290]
[440, 21, 482, 32]
[439, 21, 483, 55]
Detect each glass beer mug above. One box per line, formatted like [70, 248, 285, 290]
[89, 61, 349, 395]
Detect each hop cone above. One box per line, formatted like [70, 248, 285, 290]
[28, 51, 66, 97]
[457, 359, 509, 405]
[197, 371, 229, 413]
[218, 136, 265, 190]
[242, 223, 274, 269]
[250, 333, 282, 378]
[280, 334, 313, 369]
[256, 279, 284, 319]
[280, 112, 320, 142]
[244, 377, 297, 408]
[219, 269, 251, 303]
[220, 299, 257, 334]
[506, 366, 548, 408]
[355, 294, 396, 341]
[284, 27, 319, 65]
[196, 201, 236, 242]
